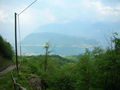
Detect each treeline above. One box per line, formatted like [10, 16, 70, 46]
[0, 35, 13, 59]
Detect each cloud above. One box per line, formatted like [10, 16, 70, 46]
[76, 0, 120, 22]
[40, 0, 120, 23]
[18, 8, 57, 38]
[0, 10, 8, 22]
[100, 0, 120, 3]
[89, 1, 120, 15]
[1, 0, 120, 24]
[0, 2, 57, 38]
[47, 0, 65, 7]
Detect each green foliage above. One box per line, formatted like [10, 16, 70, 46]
[0, 72, 13, 90]
[113, 33, 120, 53]
[0, 35, 13, 59]
[92, 49, 120, 90]
[75, 51, 93, 90]
[65, 55, 80, 62]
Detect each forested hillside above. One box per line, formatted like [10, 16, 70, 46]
[0, 35, 13, 71]
[0, 35, 13, 60]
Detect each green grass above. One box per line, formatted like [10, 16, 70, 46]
[0, 71, 33, 90]
[0, 72, 14, 90]
[0, 56, 32, 90]
[13, 71, 33, 90]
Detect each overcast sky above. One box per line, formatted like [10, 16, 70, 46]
[0, 0, 120, 44]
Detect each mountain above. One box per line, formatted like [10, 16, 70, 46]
[21, 32, 98, 55]
[35, 21, 120, 46]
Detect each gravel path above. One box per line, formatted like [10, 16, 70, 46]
[0, 65, 16, 76]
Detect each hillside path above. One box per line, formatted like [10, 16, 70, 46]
[0, 65, 16, 76]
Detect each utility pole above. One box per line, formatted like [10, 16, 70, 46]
[14, 0, 38, 73]
[43, 42, 49, 90]
[15, 13, 19, 73]
[44, 42, 49, 72]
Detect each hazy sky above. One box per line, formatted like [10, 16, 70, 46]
[0, 0, 120, 44]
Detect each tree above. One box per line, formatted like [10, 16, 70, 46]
[92, 34, 120, 90]
[75, 49, 93, 90]
[113, 32, 120, 54]
[51, 63, 76, 90]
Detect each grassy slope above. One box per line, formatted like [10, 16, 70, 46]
[0, 72, 14, 90]
[64, 55, 80, 62]
[0, 56, 14, 89]
[0, 68, 32, 90]
[0, 55, 75, 89]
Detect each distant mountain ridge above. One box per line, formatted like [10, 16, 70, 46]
[34, 21, 120, 46]
[21, 32, 98, 55]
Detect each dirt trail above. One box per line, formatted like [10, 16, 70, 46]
[0, 65, 16, 76]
